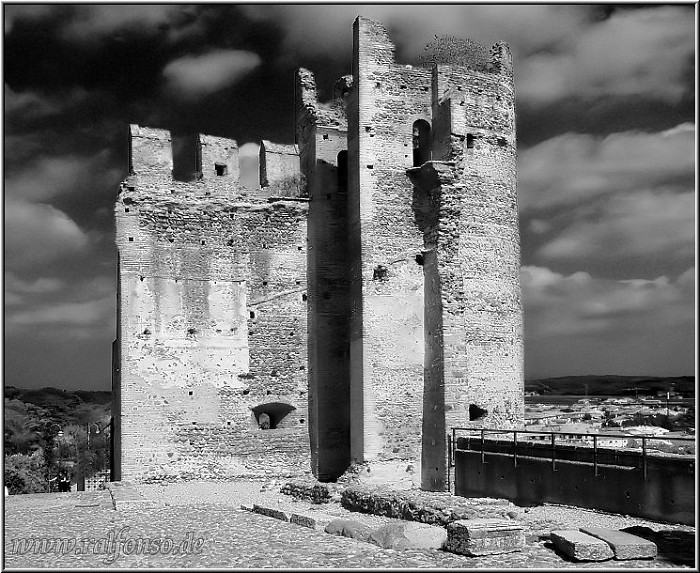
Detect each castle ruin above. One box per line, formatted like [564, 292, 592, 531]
[113, 17, 523, 490]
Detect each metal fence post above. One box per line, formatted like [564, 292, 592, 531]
[513, 431, 518, 467]
[481, 429, 485, 463]
[593, 434, 598, 477]
[551, 432, 556, 471]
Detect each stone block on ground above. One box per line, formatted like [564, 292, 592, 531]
[252, 504, 289, 522]
[369, 522, 447, 551]
[281, 480, 331, 504]
[550, 530, 614, 562]
[580, 527, 657, 560]
[446, 519, 525, 556]
[341, 485, 508, 526]
[290, 513, 317, 529]
[324, 519, 372, 542]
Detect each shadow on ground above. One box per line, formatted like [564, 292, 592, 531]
[621, 526, 695, 566]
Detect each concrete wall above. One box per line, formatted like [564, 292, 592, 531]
[116, 125, 310, 482]
[455, 449, 695, 526]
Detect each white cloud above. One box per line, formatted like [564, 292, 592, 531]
[4, 151, 124, 207]
[535, 189, 694, 265]
[518, 6, 693, 105]
[62, 5, 189, 41]
[3, 5, 54, 33]
[5, 273, 65, 295]
[4, 200, 91, 269]
[521, 265, 695, 377]
[7, 297, 114, 328]
[242, 5, 589, 61]
[519, 124, 694, 212]
[162, 50, 261, 101]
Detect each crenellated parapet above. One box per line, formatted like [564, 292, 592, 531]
[129, 125, 173, 181]
[199, 134, 240, 182]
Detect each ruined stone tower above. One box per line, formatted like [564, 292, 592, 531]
[114, 16, 523, 488]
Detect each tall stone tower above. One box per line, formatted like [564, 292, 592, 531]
[345, 18, 523, 490]
[114, 16, 523, 489]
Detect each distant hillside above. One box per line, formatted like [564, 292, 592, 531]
[4, 386, 111, 456]
[524, 376, 694, 397]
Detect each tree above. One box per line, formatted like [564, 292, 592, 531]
[5, 450, 46, 494]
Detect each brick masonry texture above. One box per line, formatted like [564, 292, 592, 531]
[115, 16, 523, 488]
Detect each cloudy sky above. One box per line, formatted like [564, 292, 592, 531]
[3, 4, 696, 390]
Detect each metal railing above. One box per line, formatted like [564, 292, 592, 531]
[449, 427, 695, 484]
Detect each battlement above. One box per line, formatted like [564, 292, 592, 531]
[127, 124, 302, 198]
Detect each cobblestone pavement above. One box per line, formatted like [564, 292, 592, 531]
[3, 487, 695, 569]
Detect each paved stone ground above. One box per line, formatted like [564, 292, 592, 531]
[3, 484, 695, 568]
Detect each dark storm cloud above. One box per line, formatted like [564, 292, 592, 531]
[3, 4, 695, 389]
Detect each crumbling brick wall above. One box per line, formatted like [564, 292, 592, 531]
[116, 126, 310, 482]
[115, 17, 523, 489]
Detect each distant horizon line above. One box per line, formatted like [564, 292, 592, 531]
[4, 373, 696, 393]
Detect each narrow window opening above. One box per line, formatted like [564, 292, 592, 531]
[497, 137, 507, 147]
[302, 293, 307, 301]
[412, 120, 431, 166]
[250, 311, 256, 319]
[188, 391, 193, 396]
[128, 237, 134, 242]
[337, 150, 348, 194]
[466, 134, 475, 149]
[215, 163, 228, 176]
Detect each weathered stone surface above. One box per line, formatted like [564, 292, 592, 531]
[289, 513, 317, 529]
[324, 519, 373, 542]
[580, 527, 657, 560]
[252, 504, 290, 522]
[341, 485, 509, 526]
[115, 15, 523, 492]
[369, 522, 447, 550]
[446, 518, 525, 556]
[550, 530, 614, 562]
[281, 480, 331, 504]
